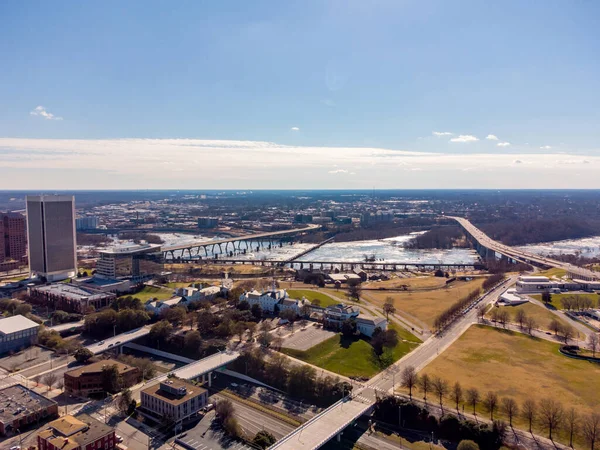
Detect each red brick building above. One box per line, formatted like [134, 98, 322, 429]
[64, 359, 141, 396]
[0, 212, 27, 269]
[37, 413, 116, 450]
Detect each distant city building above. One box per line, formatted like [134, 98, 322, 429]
[197, 217, 219, 229]
[64, 359, 140, 397]
[0, 315, 40, 355]
[37, 413, 116, 450]
[140, 378, 208, 422]
[29, 283, 116, 314]
[360, 210, 394, 225]
[26, 195, 77, 281]
[0, 384, 58, 435]
[0, 212, 27, 269]
[294, 214, 313, 224]
[96, 243, 163, 279]
[75, 216, 100, 230]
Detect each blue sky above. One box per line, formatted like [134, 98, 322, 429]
[1, 1, 599, 188]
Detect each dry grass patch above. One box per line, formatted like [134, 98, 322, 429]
[363, 276, 447, 290]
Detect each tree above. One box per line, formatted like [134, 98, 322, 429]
[431, 376, 449, 410]
[246, 322, 257, 341]
[525, 316, 537, 335]
[42, 372, 58, 392]
[541, 291, 552, 305]
[184, 330, 202, 353]
[515, 309, 527, 329]
[501, 398, 519, 427]
[233, 321, 246, 342]
[102, 364, 122, 393]
[258, 329, 273, 347]
[216, 398, 235, 423]
[150, 320, 173, 345]
[549, 318, 563, 336]
[451, 382, 463, 411]
[560, 324, 575, 344]
[280, 308, 297, 324]
[484, 391, 499, 420]
[348, 283, 362, 301]
[383, 297, 396, 319]
[238, 300, 250, 311]
[565, 407, 578, 448]
[15, 303, 32, 317]
[341, 319, 357, 337]
[497, 309, 510, 328]
[589, 334, 599, 358]
[457, 440, 480, 450]
[74, 347, 94, 363]
[419, 374, 430, 402]
[522, 399, 537, 432]
[253, 430, 276, 449]
[466, 388, 480, 415]
[583, 413, 600, 450]
[539, 398, 563, 440]
[312, 298, 321, 308]
[477, 304, 487, 322]
[164, 306, 186, 325]
[118, 388, 133, 415]
[371, 329, 399, 356]
[400, 366, 419, 400]
[251, 303, 262, 320]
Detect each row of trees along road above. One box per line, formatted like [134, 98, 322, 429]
[399, 366, 600, 449]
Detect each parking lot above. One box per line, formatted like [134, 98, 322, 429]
[175, 411, 253, 450]
[280, 324, 337, 351]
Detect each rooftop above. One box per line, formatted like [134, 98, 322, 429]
[99, 243, 161, 255]
[0, 384, 57, 425]
[142, 377, 206, 406]
[65, 359, 138, 378]
[32, 283, 115, 301]
[38, 413, 114, 450]
[0, 314, 39, 335]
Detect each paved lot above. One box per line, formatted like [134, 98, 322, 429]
[174, 411, 253, 450]
[0, 346, 54, 371]
[280, 325, 336, 351]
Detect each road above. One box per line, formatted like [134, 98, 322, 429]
[87, 326, 151, 354]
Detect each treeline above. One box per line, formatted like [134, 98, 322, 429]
[396, 366, 600, 449]
[231, 349, 352, 407]
[558, 295, 598, 311]
[482, 273, 505, 291]
[119, 231, 164, 244]
[477, 218, 600, 246]
[84, 308, 150, 338]
[76, 233, 111, 246]
[404, 226, 467, 249]
[434, 289, 481, 331]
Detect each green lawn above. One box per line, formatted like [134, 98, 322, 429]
[530, 292, 599, 310]
[389, 322, 422, 343]
[287, 289, 340, 308]
[121, 285, 174, 302]
[539, 267, 567, 278]
[281, 332, 419, 378]
[165, 282, 192, 289]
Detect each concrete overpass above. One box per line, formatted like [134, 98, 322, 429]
[451, 216, 600, 280]
[162, 225, 320, 259]
[48, 320, 85, 334]
[85, 326, 151, 355]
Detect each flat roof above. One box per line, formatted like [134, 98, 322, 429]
[0, 314, 39, 335]
[99, 243, 161, 255]
[0, 384, 57, 425]
[65, 359, 138, 378]
[39, 413, 113, 450]
[142, 378, 206, 406]
[32, 283, 115, 301]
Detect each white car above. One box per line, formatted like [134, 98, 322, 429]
[116, 435, 123, 443]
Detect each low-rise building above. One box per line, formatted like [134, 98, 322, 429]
[37, 413, 116, 450]
[279, 297, 311, 316]
[328, 273, 362, 286]
[0, 314, 40, 355]
[498, 288, 528, 306]
[323, 303, 360, 328]
[0, 384, 58, 435]
[140, 378, 208, 422]
[177, 285, 223, 303]
[29, 283, 116, 313]
[355, 316, 388, 337]
[239, 289, 287, 313]
[64, 359, 141, 396]
[145, 296, 183, 315]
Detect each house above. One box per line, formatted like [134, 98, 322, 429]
[328, 273, 362, 286]
[323, 303, 360, 328]
[0, 314, 40, 355]
[178, 285, 223, 303]
[140, 378, 208, 422]
[355, 316, 388, 337]
[239, 289, 287, 313]
[0, 384, 58, 435]
[64, 359, 141, 396]
[279, 297, 311, 316]
[145, 296, 183, 315]
[37, 413, 116, 450]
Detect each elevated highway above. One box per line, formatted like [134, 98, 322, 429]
[85, 326, 151, 355]
[451, 216, 599, 280]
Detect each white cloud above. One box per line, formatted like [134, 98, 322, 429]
[450, 135, 479, 143]
[328, 169, 349, 174]
[30, 106, 63, 121]
[497, 142, 511, 147]
[432, 131, 453, 137]
[540, 145, 552, 149]
[514, 159, 523, 164]
[290, 127, 300, 131]
[486, 134, 499, 140]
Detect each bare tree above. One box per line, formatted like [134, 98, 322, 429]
[400, 366, 419, 400]
[42, 373, 58, 392]
[583, 413, 600, 450]
[419, 373, 430, 402]
[549, 318, 563, 336]
[561, 324, 575, 344]
[525, 316, 537, 336]
[451, 382, 463, 412]
[33, 374, 42, 387]
[431, 377, 449, 410]
[588, 334, 599, 358]
[497, 309, 510, 329]
[484, 391, 499, 421]
[522, 399, 537, 433]
[490, 308, 500, 325]
[515, 309, 527, 329]
[466, 388, 480, 415]
[477, 304, 487, 322]
[383, 297, 396, 320]
[539, 398, 564, 440]
[501, 398, 519, 427]
[56, 379, 65, 392]
[565, 407, 578, 448]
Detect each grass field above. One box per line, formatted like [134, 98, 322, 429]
[286, 289, 340, 308]
[363, 278, 486, 330]
[281, 331, 419, 378]
[420, 325, 600, 431]
[530, 292, 599, 310]
[122, 285, 174, 302]
[363, 276, 447, 290]
[539, 267, 567, 278]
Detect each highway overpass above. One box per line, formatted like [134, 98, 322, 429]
[451, 216, 599, 280]
[85, 326, 151, 355]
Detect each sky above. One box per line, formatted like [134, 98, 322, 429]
[1, 0, 600, 189]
